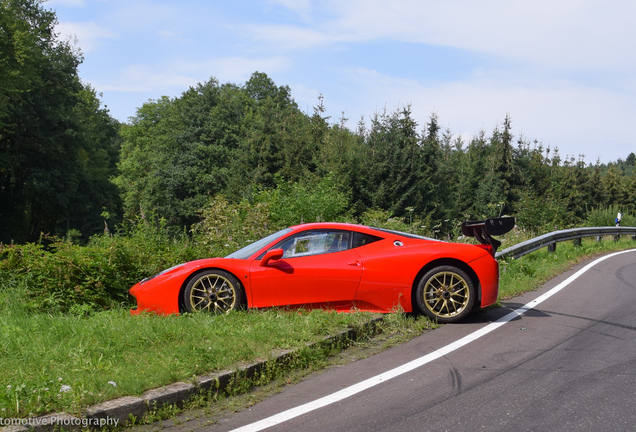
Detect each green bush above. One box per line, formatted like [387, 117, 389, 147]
[360, 209, 427, 235]
[0, 220, 208, 314]
[586, 206, 635, 227]
[192, 195, 273, 257]
[256, 175, 351, 227]
[514, 189, 575, 234]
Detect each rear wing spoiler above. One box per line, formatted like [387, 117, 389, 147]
[461, 217, 516, 254]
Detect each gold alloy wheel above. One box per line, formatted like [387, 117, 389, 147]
[423, 270, 471, 319]
[187, 273, 237, 314]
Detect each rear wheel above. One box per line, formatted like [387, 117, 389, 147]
[183, 270, 246, 314]
[415, 266, 475, 323]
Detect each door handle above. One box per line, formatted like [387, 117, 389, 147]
[347, 260, 361, 267]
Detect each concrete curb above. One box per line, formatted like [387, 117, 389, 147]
[1, 318, 381, 431]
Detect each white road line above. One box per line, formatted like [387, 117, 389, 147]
[230, 249, 636, 432]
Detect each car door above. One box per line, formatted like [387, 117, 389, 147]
[248, 230, 363, 308]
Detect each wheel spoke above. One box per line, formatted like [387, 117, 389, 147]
[449, 278, 463, 291]
[209, 275, 220, 290]
[448, 298, 460, 313]
[192, 297, 206, 307]
[214, 299, 231, 313]
[429, 297, 443, 309]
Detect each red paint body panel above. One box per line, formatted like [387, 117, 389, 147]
[248, 248, 363, 308]
[470, 253, 500, 307]
[128, 222, 501, 317]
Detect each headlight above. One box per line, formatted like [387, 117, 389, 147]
[140, 263, 185, 284]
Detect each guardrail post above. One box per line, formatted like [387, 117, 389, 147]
[614, 235, 620, 242]
[548, 243, 556, 253]
[573, 238, 581, 247]
[596, 235, 602, 242]
[633, 234, 636, 241]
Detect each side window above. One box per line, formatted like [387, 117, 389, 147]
[352, 232, 382, 249]
[274, 230, 352, 258]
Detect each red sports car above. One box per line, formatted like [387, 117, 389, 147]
[129, 218, 514, 323]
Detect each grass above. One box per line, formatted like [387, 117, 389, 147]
[1, 235, 634, 421]
[0, 304, 391, 418]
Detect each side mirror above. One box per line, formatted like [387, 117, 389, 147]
[259, 248, 284, 267]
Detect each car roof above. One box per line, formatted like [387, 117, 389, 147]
[289, 222, 368, 231]
[288, 222, 437, 241]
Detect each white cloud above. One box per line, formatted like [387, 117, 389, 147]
[158, 30, 183, 38]
[262, 0, 636, 73]
[242, 23, 335, 51]
[48, 0, 85, 6]
[96, 65, 197, 93]
[180, 56, 292, 85]
[268, 0, 315, 22]
[106, 1, 209, 33]
[95, 56, 291, 93]
[55, 21, 117, 53]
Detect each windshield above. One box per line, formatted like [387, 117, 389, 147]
[225, 228, 293, 259]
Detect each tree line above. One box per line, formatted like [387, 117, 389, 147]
[1, 0, 635, 245]
[115, 75, 635, 239]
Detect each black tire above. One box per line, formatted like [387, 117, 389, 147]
[183, 269, 246, 314]
[414, 266, 475, 323]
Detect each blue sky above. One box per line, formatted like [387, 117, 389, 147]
[48, 0, 635, 164]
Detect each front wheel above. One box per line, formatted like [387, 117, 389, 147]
[183, 270, 246, 314]
[414, 266, 475, 323]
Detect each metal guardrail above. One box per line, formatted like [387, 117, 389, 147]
[495, 226, 636, 260]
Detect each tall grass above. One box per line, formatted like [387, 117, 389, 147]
[585, 205, 635, 227]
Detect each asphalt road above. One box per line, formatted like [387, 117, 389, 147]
[188, 249, 636, 432]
